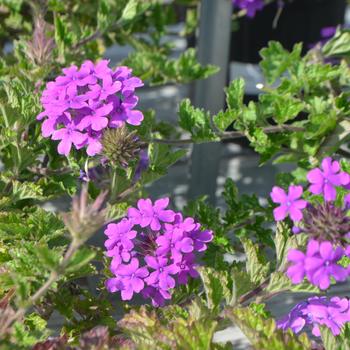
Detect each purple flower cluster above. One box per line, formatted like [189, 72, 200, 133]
[232, 0, 264, 18]
[277, 296, 350, 337]
[286, 240, 348, 290]
[270, 158, 350, 290]
[37, 60, 144, 156]
[104, 197, 213, 307]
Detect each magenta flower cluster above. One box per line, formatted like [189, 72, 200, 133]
[37, 60, 144, 156]
[271, 158, 349, 224]
[270, 158, 350, 290]
[232, 0, 264, 18]
[286, 240, 348, 290]
[277, 296, 350, 337]
[104, 197, 213, 307]
[271, 158, 350, 337]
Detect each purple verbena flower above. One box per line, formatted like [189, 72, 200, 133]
[133, 149, 149, 182]
[287, 239, 348, 290]
[113, 258, 149, 300]
[37, 60, 144, 157]
[105, 197, 213, 305]
[175, 253, 199, 285]
[286, 248, 307, 284]
[304, 241, 348, 290]
[156, 228, 194, 262]
[144, 255, 177, 290]
[307, 157, 350, 201]
[277, 296, 350, 337]
[233, 0, 264, 18]
[270, 185, 307, 222]
[127, 197, 175, 231]
[141, 285, 171, 307]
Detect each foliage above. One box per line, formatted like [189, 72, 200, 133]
[0, 0, 350, 349]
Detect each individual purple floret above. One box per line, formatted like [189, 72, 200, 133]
[307, 157, 349, 201]
[321, 26, 337, 39]
[127, 197, 175, 231]
[270, 185, 307, 222]
[114, 258, 149, 300]
[144, 256, 177, 290]
[286, 239, 348, 290]
[104, 197, 213, 306]
[133, 149, 149, 182]
[232, 0, 264, 18]
[37, 60, 144, 156]
[277, 296, 350, 337]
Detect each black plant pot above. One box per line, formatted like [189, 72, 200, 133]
[230, 0, 347, 63]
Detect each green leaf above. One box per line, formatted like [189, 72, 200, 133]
[198, 266, 235, 312]
[226, 78, 245, 111]
[97, 0, 112, 31]
[224, 306, 311, 350]
[141, 143, 187, 184]
[323, 28, 350, 57]
[320, 326, 349, 350]
[13, 313, 49, 347]
[241, 238, 270, 285]
[274, 222, 308, 270]
[272, 95, 304, 124]
[54, 15, 66, 56]
[35, 245, 60, 270]
[178, 99, 219, 142]
[214, 78, 245, 131]
[260, 42, 302, 85]
[175, 48, 219, 82]
[10, 180, 44, 202]
[121, 0, 152, 23]
[65, 247, 96, 274]
[316, 119, 350, 158]
[266, 272, 319, 294]
[121, 0, 139, 21]
[119, 299, 218, 350]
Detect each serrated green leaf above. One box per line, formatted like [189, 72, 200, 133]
[225, 306, 311, 350]
[323, 28, 350, 57]
[178, 99, 219, 142]
[35, 245, 60, 270]
[10, 180, 43, 202]
[320, 326, 349, 350]
[66, 247, 96, 273]
[198, 266, 235, 311]
[260, 42, 302, 85]
[241, 238, 270, 285]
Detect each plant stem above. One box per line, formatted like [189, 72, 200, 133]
[237, 278, 270, 305]
[110, 167, 118, 200]
[150, 125, 304, 146]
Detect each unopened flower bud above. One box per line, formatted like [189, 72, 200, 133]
[101, 127, 143, 167]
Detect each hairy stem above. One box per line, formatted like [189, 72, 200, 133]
[237, 278, 270, 305]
